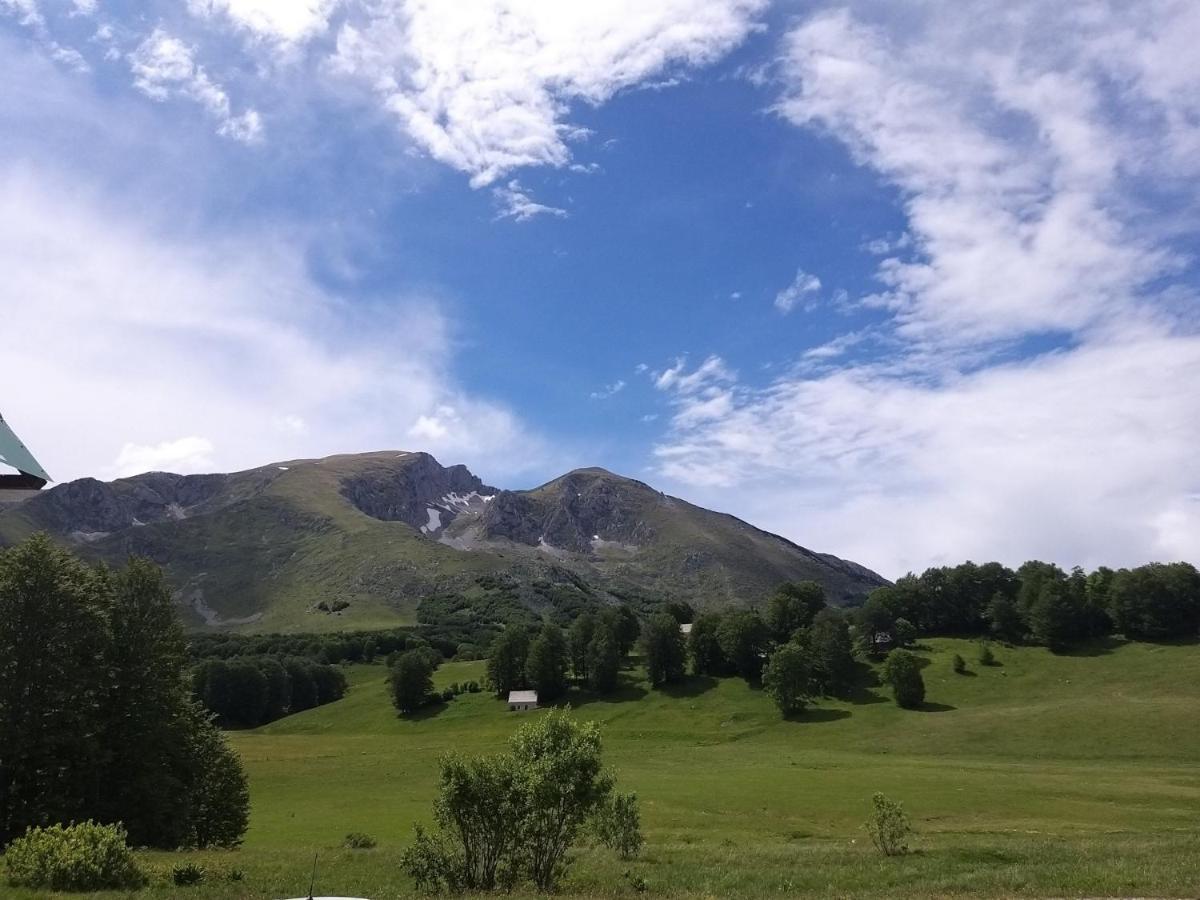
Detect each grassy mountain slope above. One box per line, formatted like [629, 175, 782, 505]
[0, 451, 886, 631]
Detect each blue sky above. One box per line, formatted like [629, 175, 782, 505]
[2, 0, 1199, 577]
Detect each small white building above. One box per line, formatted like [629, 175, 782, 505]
[679, 623, 693, 635]
[507, 690, 538, 711]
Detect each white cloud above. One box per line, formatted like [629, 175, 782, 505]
[330, 0, 766, 186]
[0, 168, 544, 483]
[492, 179, 566, 222]
[653, 1, 1200, 576]
[775, 3, 1198, 345]
[773, 267, 821, 314]
[656, 335, 1200, 575]
[2, 0, 89, 72]
[129, 29, 263, 143]
[589, 380, 626, 400]
[188, 0, 340, 44]
[113, 437, 216, 478]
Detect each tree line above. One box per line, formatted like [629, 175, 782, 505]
[862, 560, 1200, 651]
[192, 656, 347, 727]
[188, 624, 477, 667]
[0, 535, 249, 849]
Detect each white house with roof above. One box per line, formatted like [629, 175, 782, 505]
[679, 622, 693, 635]
[507, 690, 538, 711]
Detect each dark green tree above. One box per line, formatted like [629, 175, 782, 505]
[98, 559, 196, 847]
[597, 606, 640, 657]
[1028, 580, 1081, 651]
[224, 660, 269, 727]
[641, 613, 686, 687]
[880, 649, 925, 709]
[1109, 563, 1200, 640]
[717, 611, 769, 681]
[257, 657, 292, 722]
[688, 613, 726, 676]
[486, 628, 529, 697]
[808, 609, 855, 695]
[767, 581, 826, 641]
[391, 650, 436, 714]
[762, 643, 815, 716]
[585, 627, 620, 694]
[985, 592, 1024, 643]
[180, 705, 250, 849]
[525, 624, 569, 702]
[0, 535, 109, 845]
[284, 658, 318, 712]
[568, 613, 596, 681]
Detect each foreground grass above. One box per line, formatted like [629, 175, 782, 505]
[5, 638, 1200, 898]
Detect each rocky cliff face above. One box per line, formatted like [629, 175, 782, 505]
[14, 470, 266, 538]
[341, 452, 496, 531]
[481, 470, 655, 552]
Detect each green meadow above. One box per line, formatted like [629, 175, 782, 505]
[8, 638, 1200, 898]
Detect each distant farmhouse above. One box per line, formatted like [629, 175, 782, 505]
[679, 623, 693, 635]
[507, 690, 538, 712]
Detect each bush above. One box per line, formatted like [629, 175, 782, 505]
[441, 688, 456, 703]
[171, 862, 206, 886]
[978, 642, 996, 666]
[4, 821, 146, 892]
[864, 792, 913, 856]
[952, 653, 966, 674]
[880, 649, 925, 709]
[343, 831, 376, 849]
[593, 792, 644, 860]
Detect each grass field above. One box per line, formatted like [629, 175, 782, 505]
[6, 637, 1200, 898]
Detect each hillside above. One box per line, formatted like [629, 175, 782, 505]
[0, 451, 886, 631]
[8, 638, 1195, 899]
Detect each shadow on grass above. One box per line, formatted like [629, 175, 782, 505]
[796, 707, 852, 724]
[918, 701, 957, 713]
[402, 700, 450, 721]
[562, 676, 648, 709]
[1059, 636, 1127, 657]
[659, 675, 719, 698]
[843, 662, 888, 705]
[953, 669, 979, 677]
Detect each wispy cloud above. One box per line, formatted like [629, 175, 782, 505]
[774, 267, 821, 314]
[654, 1, 1200, 575]
[590, 380, 626, 400]
[492, 180, 567, 222]
[129, 29, 262, 143]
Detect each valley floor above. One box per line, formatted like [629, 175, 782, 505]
[6, 638, 1200, 898]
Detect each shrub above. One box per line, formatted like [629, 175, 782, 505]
[225, 867, 245, 882]
[343, 831, 376, 850]
[593, 792, 644, 860]
[880, 649, 925, 709]
[171, 862, 206, 886]
[864, 793, 913, 857]
[448, 682, 460, 694]
[952, 653, 966, 674]
[978, 642, 996, 666]
[441, 688, 456, 702]
[4, 822, 146, 892]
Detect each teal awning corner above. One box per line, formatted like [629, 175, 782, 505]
[0, 413, 51, 483]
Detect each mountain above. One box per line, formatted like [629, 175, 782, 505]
[0, 451, 887, 632]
